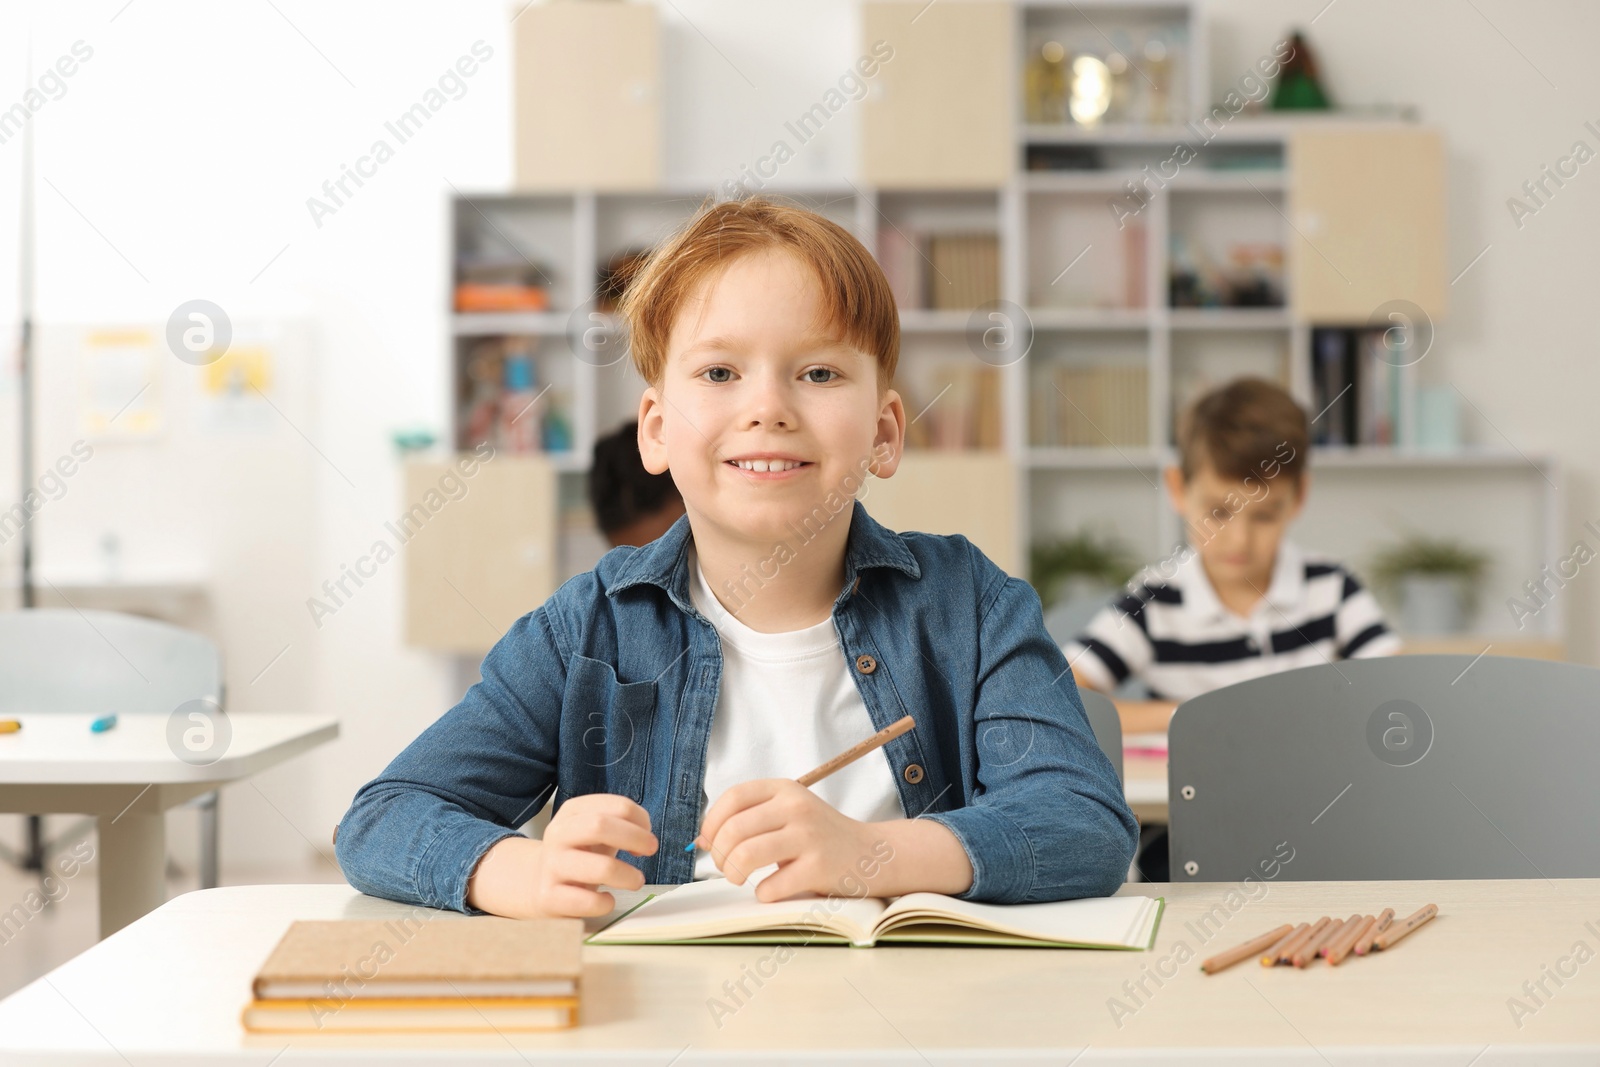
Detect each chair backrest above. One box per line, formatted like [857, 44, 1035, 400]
[0, 609, 223, 717]
[1078, 688, 1123, 785]
[1167, 655, 1600, 881]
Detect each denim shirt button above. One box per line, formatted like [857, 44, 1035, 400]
[903, 763, 924, 784]
[855, 654, 877, 674]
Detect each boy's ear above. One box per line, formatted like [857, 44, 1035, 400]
[868, 386, 907, 479]
[637, 387, 670, 475]
[1162, 464, 1188, 512]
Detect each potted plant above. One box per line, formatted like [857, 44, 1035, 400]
[1031, 529, 1139, 644]
[1369, 535, 1491, 635]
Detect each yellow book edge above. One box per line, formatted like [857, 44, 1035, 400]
[240, 995, 578, 1034]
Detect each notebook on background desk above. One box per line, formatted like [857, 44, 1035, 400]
[588, 877, 1164, 949]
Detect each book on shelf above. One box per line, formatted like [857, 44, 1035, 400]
[588, 876, 1164, 949]
[454, 254, 552, 312]
[1031, 363, 1148, 448]
[1311, 327, 1409, 447]
[878, 225, 925, 311]
[928, 233, 1000, 310]
[241, 917, 583, 1034]
[899, 363, 1001, 451]
[876, 228, 1000, 311]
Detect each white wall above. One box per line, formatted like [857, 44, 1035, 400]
[0, 0, 1596, 873]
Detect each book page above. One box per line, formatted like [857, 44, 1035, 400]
[874, 892, 1162, 949]
[591, 877, 889, 946]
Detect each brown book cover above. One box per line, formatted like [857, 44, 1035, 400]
[251, 917, 582, 1000]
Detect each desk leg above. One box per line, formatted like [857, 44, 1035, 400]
[96, 812, 166, 938]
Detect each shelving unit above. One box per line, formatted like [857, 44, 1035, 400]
[414, 0, 1562, 652]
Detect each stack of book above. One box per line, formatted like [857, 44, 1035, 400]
[241, 917, 582, 1033]
[1029, 363, 1149, 447]
[877, 228, 1000, 311]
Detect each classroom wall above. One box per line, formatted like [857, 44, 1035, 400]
[0, 0, 1595, 873]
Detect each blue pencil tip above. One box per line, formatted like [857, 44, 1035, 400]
[683, 841, 696, 852]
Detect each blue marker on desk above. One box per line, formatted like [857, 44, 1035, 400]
[90, 714, 118, 733]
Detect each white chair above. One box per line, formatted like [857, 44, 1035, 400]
[0, 609, 225, 888]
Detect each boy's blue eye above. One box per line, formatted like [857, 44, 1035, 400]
[805, 367, 836, 383]
[705, 367, 732, 383]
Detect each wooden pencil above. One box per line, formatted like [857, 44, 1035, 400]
[1373, 904, 1438, 951]
[796, 715, 915, 787]
[1261, 922, 1308, 966]
[1352, 907, 1395, 956]
[1293, 917, 1344, 968]
[1320, 913, 1364, 958]
[1327, 914, 1374, 966]
[1278, 917, 1329, 967]
[1201, 924, 1295, 975]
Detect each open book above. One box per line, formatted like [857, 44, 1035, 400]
[588, 877, 1163, 949]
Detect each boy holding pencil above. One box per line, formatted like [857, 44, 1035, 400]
[336, 198, 1136, 918]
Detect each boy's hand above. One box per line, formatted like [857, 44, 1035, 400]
[536, 793, 658, 916]
[694, 779, 880, 902]
[467, 793, 658, 919]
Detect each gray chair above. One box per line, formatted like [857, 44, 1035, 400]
[0, 609, 225, 888]
[1167, 654, 1600, 882]
[1078, 688, 1123, 785]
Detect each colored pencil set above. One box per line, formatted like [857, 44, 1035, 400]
[1199, 904, 1439, 975]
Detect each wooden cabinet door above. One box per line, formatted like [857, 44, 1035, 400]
[1289, 126, 1447, 322]
[515, 2, 659, 190]
[856, 451, 1020, 575]
[404, 455, 558, 653]
[861, 1, 1013, 188]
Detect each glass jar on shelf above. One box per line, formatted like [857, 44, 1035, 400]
[1024, 40, 1068, 124]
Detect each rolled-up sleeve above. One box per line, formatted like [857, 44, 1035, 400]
[923, 574, 1139, 903]
[334, 605, 568, 914]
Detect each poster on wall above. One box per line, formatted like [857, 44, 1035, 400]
[79, 328, 163, 440]
[197, 343, 277, 433]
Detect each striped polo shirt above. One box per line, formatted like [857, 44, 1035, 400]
[1064, 539, 1402, 703]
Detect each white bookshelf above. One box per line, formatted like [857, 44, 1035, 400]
[437, 0, 1562, 648]
[445, 180, 1562, 644]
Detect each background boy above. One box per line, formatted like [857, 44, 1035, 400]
[336, 198, 1135, 919]
[588, 418, 686, 548]
[1067, 377, 1401, 735]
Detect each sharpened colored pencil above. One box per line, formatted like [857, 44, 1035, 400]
[1201, 924, 1295, 975]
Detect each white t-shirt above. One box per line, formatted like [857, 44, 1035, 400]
[687, 542, 904, 880]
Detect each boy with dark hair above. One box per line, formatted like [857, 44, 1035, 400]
[1068, 377, 1400, 735]
[588, 419, 685, 548]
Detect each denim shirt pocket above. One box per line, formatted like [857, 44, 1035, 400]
[560, 654, 658, 805]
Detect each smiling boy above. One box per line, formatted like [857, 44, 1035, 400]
[336, 197, 1136, 918]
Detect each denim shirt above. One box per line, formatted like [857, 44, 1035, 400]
[335, 501, 1138, 913]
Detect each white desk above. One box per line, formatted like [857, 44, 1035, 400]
[2, 878, 1596, 1064]
[0, 714, 338, 937]
[1124, 750, 1168, 823]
